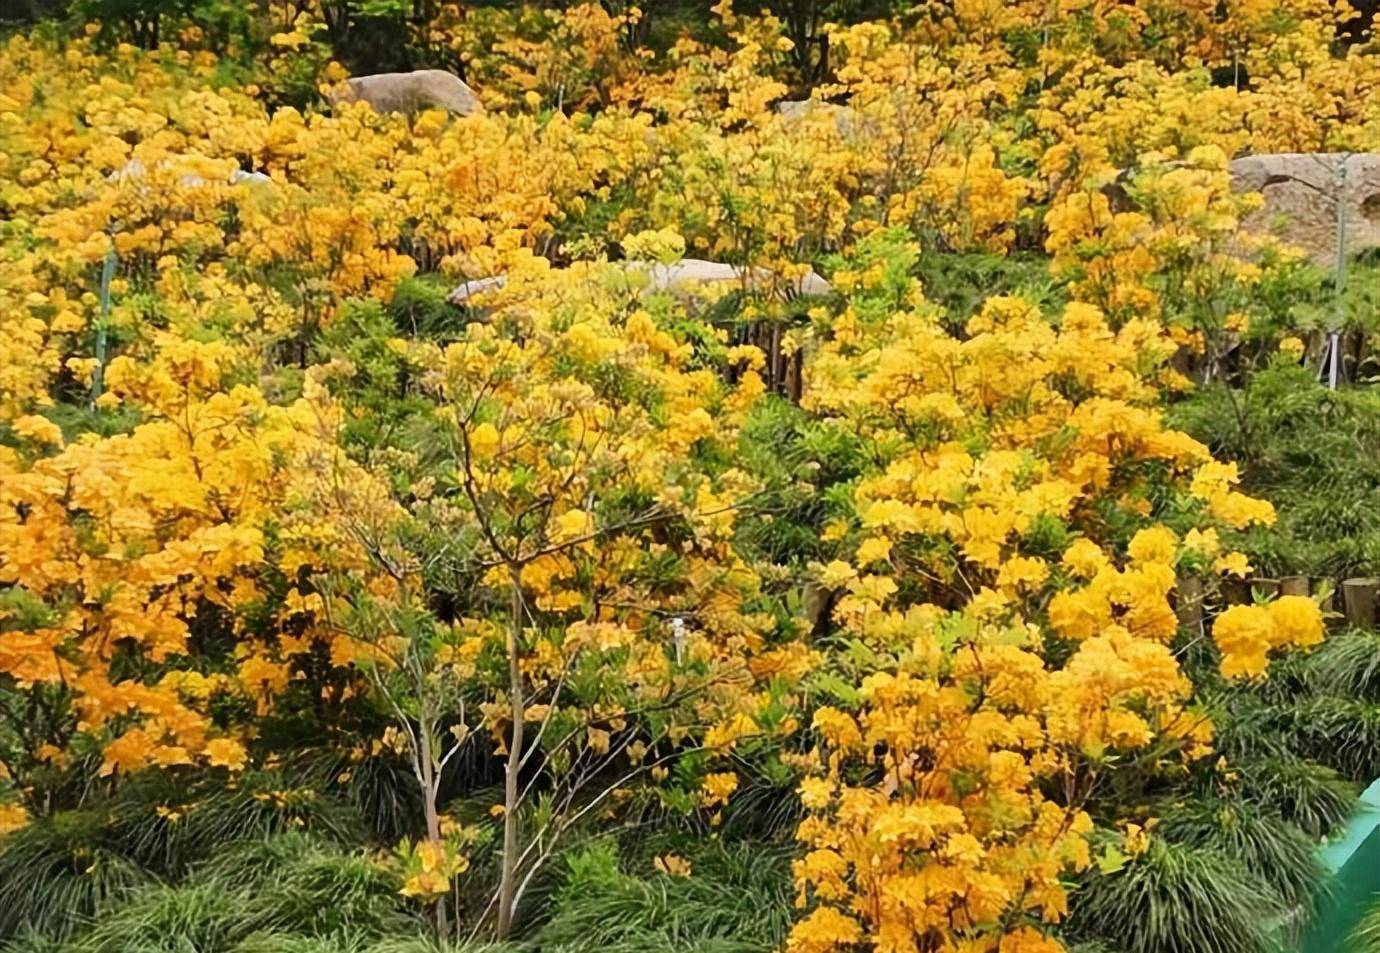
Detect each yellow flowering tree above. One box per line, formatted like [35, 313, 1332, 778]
[305, 267, 806, 937]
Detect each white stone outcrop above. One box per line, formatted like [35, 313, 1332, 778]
[448, 258, 832, 306]
[109, 159, 272, 189]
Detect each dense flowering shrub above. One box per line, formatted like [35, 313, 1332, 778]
[0, 336, 368, 784]
[780, 266, 1316, 950]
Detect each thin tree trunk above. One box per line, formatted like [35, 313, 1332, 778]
[418, 690, 450, 936]
[497, 570, 526, 938]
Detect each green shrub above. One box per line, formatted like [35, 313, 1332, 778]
[0, 810, 151, 942]
[1352, 897, 1380, 953]
[1155, 798, 1321, 909]
[389, 276, 468, 340]
[532, 838, 793, 953]
[1169, 365, 1380, 578]
[1068, 838, 1284, 953]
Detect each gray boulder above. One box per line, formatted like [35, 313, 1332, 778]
[328, 70, 483, 117]
[448, 275, 510, 304]
[1230, 153, 1380, 265]
[776, 98, 859, 137]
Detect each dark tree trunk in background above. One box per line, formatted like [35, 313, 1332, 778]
[1340, 0, 1377, 43]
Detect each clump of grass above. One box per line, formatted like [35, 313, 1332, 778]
[1068, 838, 1284, 953]
[15, 833, 416, 953]
[1155, 797, 1321, 909]
[198, 834, 417, 937]
[230, 934, 523, 953]
[1287, 694, 1380, 781]
[72, 879, 246, 952]
[111, 769, 362, 876]
[0, 809, 153, 941]
[1352, 897, 1380, 953]
[532, 838, 793, 953]
[1307, 629, 1380, 700]
[362, 941, 523, 953]
[1240, 753, 1357, 838]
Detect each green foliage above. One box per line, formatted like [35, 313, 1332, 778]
[0, 1, 69, 29]
[1353, 897, 1380, 953]
[821, 227, 921, 325]
[1068, 612, 1380, 949]
[0, 811, 152, 942]
[735, 396, 861, 568]
[316, 749, 428, 845]
[313, 298, 436, 454]
[916, 250, 1064, 331]
[5, 834, 415, 952]
[113, 770, 363, 873]
[1240, 754, 1357, 839]
[1282, 630, 1380, 781]
[1068, 838, 1285, 953]
[71, 0, 189, 48]
[531, 838, 794, 953]
[355, 942, 520, 953]
[1308, 628, 1380, 699]
[1210, 627, 1380, 787]
[715, 768, 803, 839]
[1288, 694, 1380, 782]
[1264, 259, 1380, 362]
[1169, 364, 1380, 577]
[198, 834, 415, 936]
[0, 768, 365, 942]
[7, 827, 796, 953]
[77, 880, 261, 952]
[389, 276, 468, 340]
[1155, 798, 1322, 909]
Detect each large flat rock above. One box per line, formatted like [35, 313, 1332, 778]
[449, 258, 831, 305]
[1230, 153, 1380, 265]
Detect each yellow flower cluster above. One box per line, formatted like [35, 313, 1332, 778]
[1212, 596, 1325, 678]
[396, 836, 471, 900]
[0, 0, 1374, 426]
